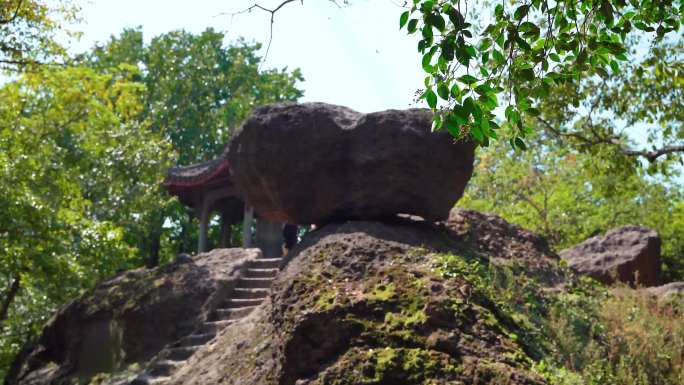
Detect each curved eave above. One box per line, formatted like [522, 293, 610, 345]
[163, 158, 236, 207]
[164, 158, 231, 187]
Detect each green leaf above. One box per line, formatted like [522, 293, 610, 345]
[422, 24, 434, 40]
[452, 104, 469, 124]
[437, 82, 450, 100]
[463, 97, 475, 116]
[492, 49, 505, 64]
[422, 50, 435, 72]
[610, 60, 619, 73]
[518, 68, 535, 82]
[427, 13, 446, 31]
[595, 67, 609, 78]
[514, 137, 527, 150]
[444, 117, 461, 137]
[471, 125, 485, 142]
[425, 88, 438, 109]
[450, 83, 462, 101]
[465, 45, 477, 59]
[400, 11, 410, 29]
[527, 107, 541, 116]
[514, 5, 530, 20]
[458, 74, 479, 84]
[407, 19, 419, 33]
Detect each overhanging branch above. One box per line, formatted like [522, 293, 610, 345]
[537, 116, 684, 162]
[623, 145, 684, 162]
[226, 0, 346, 65]
[0, 0, 23, 25]
[229, 1, 301, 65]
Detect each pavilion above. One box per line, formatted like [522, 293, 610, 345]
[163, 154, 289, 257]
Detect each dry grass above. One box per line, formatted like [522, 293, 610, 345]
[547, 287, 684, 385]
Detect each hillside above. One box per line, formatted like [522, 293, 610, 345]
[8, 208, 683, 385]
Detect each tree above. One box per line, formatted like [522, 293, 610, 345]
[0, 65, 170, 378]
[0, 0, 78, 69]
[461, 133, 684, 280]
[532, 38, 684, 171]
[86, 28, 304, 263]
[400, 0, 683, 149]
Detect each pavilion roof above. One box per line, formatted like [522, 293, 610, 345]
[163, 155, 236, 208]
[164, 156, 231, 187]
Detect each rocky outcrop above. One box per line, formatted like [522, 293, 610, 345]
[445, 208, 563, 286]
[9, 211, 570, 385]
[559, 225, 661, 287]
[228, 102, 475, 225]
[6, 249, 262, 385]
[647, 282, 684, 298]
[166, 218, 550, 385]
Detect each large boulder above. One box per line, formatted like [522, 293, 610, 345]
[228, 102, 475, 225]
[559, 225, 661, 287]
[6, 249, 261, 385]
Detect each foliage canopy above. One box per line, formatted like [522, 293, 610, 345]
[400, 0, 684, 155]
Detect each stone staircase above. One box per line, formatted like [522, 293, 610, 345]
[130, 256, 283, 385]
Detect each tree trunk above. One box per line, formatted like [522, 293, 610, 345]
[0, 274, 20, 328]
[146, 231, 161, 268]
[144, 209, 165, 268]
[177, 209, 194, 254]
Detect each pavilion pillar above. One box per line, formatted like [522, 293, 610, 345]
[197, 202, 210, 253]
[242, 205, 254, 248]
[219, 213, 231, 248]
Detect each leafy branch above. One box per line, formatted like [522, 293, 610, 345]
[0, 0, 23, 25]
[401, 0, 683, 150]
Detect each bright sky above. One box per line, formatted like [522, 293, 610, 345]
[72, 0, 425, 113]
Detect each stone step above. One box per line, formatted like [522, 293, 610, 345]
[174, 333, 215, 348]
[232, 288, 269, 299]
[221, 298, 264, 308]
[248, 258, 283, 269]
[130, 374, 171, 385]
[163, 346, 198, 361]
[199, 320, 235, 334]
[236, 277, 274, 289]
[147, 360, 183, 377]
[210, 307, 257, 321]
[245, 268, 279, 278]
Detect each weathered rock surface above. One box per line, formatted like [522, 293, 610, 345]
[6, 248, 261, 385]
[647, 281, 684, 298]
[8, 211, 568, 385]
[559, 225, 661, 287]
[228, 102, 475, 225]
[167, 218, 550, 385]
[445, 208, 563, 286]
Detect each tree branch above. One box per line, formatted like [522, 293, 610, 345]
[623, 145, 684, 162]
[225, 0, 346, 66]
[0, 275, 21, 327]
[228, 0, 301, 66]
[0, 0, 23, 25]
[537, 116, 684, 162]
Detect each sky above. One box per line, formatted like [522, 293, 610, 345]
[71, 0, 425, 113]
